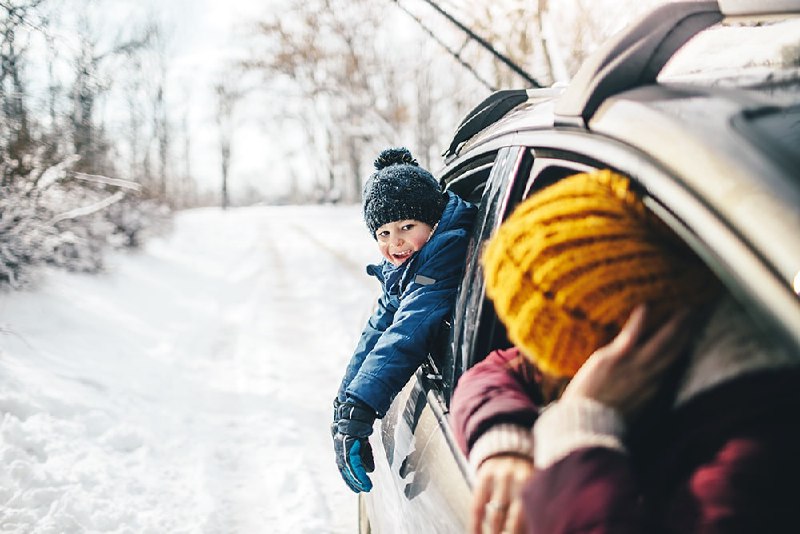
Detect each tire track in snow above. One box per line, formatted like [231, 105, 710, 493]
[0, 206, 364, 534]
[262, 222, 288, 291]
[258, 216, 363, 533]
[190, 215, 299, 533]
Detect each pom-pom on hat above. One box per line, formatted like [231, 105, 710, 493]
[362, 147, 446, 238]
[482, 169, 721, 378]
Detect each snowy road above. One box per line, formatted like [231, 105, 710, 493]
[0, 206, 379, 533]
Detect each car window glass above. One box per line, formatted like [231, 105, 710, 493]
[442, 154, 496, 207]
[522, 158, 596, 199]
[452, 148, 526, 383]
[733, 104, 800, 179]
[467, 154, 593, 368]
[643, 194, 800, 369]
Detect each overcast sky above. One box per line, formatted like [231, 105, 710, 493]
[160, 0, 289, 200]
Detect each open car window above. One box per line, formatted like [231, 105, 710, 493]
[464, 153, 600, 370]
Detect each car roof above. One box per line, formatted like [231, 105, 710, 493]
[444, 1, 800, 161]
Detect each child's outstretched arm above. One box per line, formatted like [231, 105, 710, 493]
[336, 292, 397, 403]
[345, 230, 470, 416]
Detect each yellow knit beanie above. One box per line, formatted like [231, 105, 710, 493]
[482, 169, 720, 378]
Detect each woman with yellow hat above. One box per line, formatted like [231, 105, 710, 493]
[450, 169, 800, 534]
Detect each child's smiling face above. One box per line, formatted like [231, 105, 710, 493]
[375, 219, 434, 266]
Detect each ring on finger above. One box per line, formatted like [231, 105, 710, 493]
[486, 500, 508, 513]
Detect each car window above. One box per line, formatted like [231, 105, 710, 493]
[526, 166, 799, 362]
[732, 104, 800, 179]
[445, 147, 528, 401]
[442, 153, 496, 207]
[462, 152, 596, 370]
[522, 156, 596, 199]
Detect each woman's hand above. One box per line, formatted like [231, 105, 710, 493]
[561, 305, 694, 421]
[472, 454, 533, 534]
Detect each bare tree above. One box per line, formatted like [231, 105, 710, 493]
[0, 0, 180, 287]
[422, 0, 663, 88]
[244, 0, 484, 202]
[214, 78, 241, 210]
[146, 22, 171, 202]
[245, 0, 388, 200]
[69, 13, 153, 175]
[174, 99, 196, 209]
[0, 0, 48, 184]
[242, 0, 669, 204]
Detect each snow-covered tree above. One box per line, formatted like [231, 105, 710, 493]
[0, 0, 174, 288]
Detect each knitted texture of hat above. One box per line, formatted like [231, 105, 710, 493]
[362, 147, 446, 238]
[482, 169, 720, 378]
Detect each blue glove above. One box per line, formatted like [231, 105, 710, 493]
[333, 399, 376, 493]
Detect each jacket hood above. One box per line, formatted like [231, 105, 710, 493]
[434, 191, 476, 239]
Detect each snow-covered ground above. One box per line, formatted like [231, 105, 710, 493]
[0, 205, 380, 533]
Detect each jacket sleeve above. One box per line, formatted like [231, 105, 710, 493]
[345, 231, 468, 416]
[450, 347, 541, 456]
[336, 292, 397, 403]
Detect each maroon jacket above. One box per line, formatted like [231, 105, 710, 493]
[523, 368, 800, 534]
[450, 348, 800, 533]
[450, 347, 542, 455]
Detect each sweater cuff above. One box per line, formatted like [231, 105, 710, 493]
[533, 397, 626, 470]
[469, 424, 534, 471]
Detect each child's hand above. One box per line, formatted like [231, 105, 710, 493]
[332, 400, 376, 493]
[561, 305, 694, 421]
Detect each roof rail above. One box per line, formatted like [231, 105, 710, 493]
[554, 1, 722, 127]
[442, 89, 529, 159]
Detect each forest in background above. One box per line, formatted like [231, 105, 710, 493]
[0, 0, 661, 288]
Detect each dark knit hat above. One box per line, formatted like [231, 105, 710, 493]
[362, 147, 446, 238]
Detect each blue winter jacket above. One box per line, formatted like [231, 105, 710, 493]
[337, 191, 477, 416]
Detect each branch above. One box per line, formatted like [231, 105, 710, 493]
[48, 191, 126, 225]
[71, 172, 142, 192]
[405, 0, 543, 88]
[391, 0, 495, 91]
[33, 154, 81, 189]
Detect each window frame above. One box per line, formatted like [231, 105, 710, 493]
[445, 132, 800, 403]
[425, 128, 800, 412]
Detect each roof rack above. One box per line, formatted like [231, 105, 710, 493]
[554, 1, 722, 126]
[443, 87, 564, 160]
[442, 89, 529, 159]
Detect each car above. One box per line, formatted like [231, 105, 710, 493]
[358, 1, 800, 532]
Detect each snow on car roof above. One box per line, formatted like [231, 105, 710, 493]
[659, 17, 800, 105]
